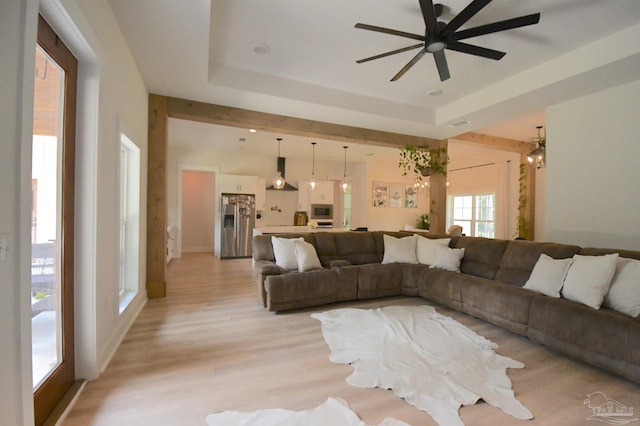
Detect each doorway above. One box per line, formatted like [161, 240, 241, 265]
[32, 15, 77, 425]
[178, 167, 216, 256]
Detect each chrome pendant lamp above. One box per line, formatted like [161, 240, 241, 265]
[341, 146, 350, 192]
[527, 126, 546, 169]
[309, 142, 317, 189]
[272, 138, 286, 190]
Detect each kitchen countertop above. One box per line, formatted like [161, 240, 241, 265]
[253, 226, 351, 235]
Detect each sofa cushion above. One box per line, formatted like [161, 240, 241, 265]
[416, 236, 451, 265]
[562, 253, 618, 309]
[272, 236, 303, 270]
[454, 236, 509, 280]
[418, 268, 464, 311]
[265, 267, 356, 312]
[252, 234, 316, 262]
[527, 295, 633, 380]
[293, 240, 322, 272]
[382, 234, 418, 264]
[461, 278, 534, 336]
[522, 254, 573, 298]
[430, 245, 465, 272]
[355, 263, 404, 300]
[495, 240, 581, 286]
[604, 257, 640, 318]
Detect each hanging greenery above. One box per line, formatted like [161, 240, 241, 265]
[516, 163, 532, 239]
[398, 145, 449, 181]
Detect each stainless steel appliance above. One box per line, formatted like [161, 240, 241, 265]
[310, 204, 333, 221]
[220, 194, 255, 258]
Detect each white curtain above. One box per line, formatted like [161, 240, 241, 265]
[494, 161, 510, 239]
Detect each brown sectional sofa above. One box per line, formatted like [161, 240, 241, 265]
[252, 231, 640, 384]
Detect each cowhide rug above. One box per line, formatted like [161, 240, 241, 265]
[206, 397, 410, 425]
[311, 305, 533, 426]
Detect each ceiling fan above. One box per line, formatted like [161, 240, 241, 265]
[355, 0, 540, 81]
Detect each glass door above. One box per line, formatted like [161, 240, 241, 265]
[32, 15, 77, 425]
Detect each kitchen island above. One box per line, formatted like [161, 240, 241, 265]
[253, 226, 351, 236]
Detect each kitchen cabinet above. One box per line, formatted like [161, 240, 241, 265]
[310, 180, 334, 204]
[298, 180, 334, 211]
[218, 174, 257, 194]
[297, 180, 310, 211]
[218, 174, 266, 210]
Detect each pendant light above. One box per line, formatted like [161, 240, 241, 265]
[309, 142, 317, 189]
[272, 138, 286, 190]
[527, 126, 546, 169]
[341, 146, 350, 192]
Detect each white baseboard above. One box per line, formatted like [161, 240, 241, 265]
[98, 291, 147, 374]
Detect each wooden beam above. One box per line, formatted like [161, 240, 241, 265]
[165, 96, 441, 150]
[451, 132, 534, 154]
[429, 143, 448, 234]
[146, 94, 168, 298]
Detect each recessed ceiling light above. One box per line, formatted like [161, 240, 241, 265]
[427, 89, 443, 97]
[449, 120, 471, 127]
[251, 43, 270, 55]
[249, 129, 257, 133]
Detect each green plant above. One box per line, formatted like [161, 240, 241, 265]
[416, 213, 430, 230]
[399, 145, 449, 181]
[516, 163, 531, 239]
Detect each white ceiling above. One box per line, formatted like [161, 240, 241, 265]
[110, 0, 640, 150]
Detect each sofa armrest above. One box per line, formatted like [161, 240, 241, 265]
[254, 261, 287, 308]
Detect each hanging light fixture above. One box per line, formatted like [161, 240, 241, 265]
[527, 125, 546, 169]
[272, 138, 286, 190]
[341, 146, 350, 192]
[309, 142, 317, 189]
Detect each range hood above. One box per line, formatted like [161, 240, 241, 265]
[266, 157, 298, 191]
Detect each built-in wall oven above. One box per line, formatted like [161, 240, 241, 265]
[310, 203, 333, 227]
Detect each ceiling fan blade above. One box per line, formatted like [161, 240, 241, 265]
[451, 13, 541, 41]
[356, 43, 424, 64]
[355, 23, 424, 41]
[447, 40, 505, 60]
[433, 50, 450, 81]
[391, 48, 427, 81]
[419, 0, 439, 36]
[441, 0, 492, 38]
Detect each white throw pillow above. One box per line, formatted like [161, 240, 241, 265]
[603, 257, 640, 317]
[293, 240, 323, 272]
[416, 236, 451, 265]
[429, 244, 465, 272]
[382, 234, 418, 264]
[523, 254, 573, 298]
[271, 236, 303, 270]
[562, 253, 619, 309]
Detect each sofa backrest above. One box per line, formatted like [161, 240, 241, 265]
[454, 236, 509, 280]
[495, 240, 581, 286]
[578, 247, 640, 260]
[315, 231, 382, 265]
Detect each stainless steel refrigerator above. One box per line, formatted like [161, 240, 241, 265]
[220, 194, 255, 258]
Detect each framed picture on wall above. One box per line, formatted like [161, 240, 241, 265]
[404, 184, 418, 208]
[389, 183, 403, 208]
[372, 181, 388, 207]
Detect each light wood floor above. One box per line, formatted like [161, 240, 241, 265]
[62, 253, 640, 426]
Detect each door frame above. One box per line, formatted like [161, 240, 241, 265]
[32, 14, 77, 425]
[176, 164, 219, 258]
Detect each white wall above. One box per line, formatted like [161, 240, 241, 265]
[0, 0, 148, 422]
[446, 147, 521, 239]
[545, 80, 640, 249]
[1, 1, 38, 423]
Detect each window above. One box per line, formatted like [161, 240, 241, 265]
[119, 132, 140, 313]
[449, 194, 495, 237]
